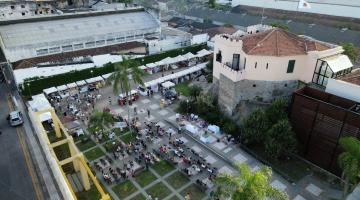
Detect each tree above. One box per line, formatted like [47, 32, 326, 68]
[88, 110, 114, 136]
[242, 108, 270, 144]
[214, 163, 288, 200]
[264, 119, 297, 159]
[338, 137, 360, 197]
[188, 85, 202, 101]
[341, 43, 358, 62]
[208, 0, 216, 8]
[265, 98, 288, 124]
[271, 22, 289, 31]
[107, 57, 145, 131]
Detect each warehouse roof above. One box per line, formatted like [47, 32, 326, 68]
[0, 11, 158, 49]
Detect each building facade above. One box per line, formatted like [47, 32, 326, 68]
[290, 86, 360, 175]
[212, 28, 353, 114]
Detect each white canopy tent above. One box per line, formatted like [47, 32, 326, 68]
[138, 65, 148, 70]
[28, 94, 52, 122]
[196, 49, 212, 57]
[43, 87, 58, 95]
[101, 73, 112, 79]
[161, 81, 175, 89]
[146, 63, 157, 68]
[183, 52, 196, 60]
[76, 80, 87, 86]
[174, 55, 186, 62]
[207, 125, 220, 135]
[57, 85, 68, 91]
[66, 82, 77, 89]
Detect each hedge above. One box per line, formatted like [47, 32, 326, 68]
[21, 44, 206, 96]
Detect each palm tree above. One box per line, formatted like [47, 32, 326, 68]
[338, 137, 360, 197]
[107, 57, 145, 131]
[88, 110, 114, 139]
[213, 163, 288, 200]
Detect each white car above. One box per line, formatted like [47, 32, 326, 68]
[7, 110, 24, 127]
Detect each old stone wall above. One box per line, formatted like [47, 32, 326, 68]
[216, 74, 297, 115]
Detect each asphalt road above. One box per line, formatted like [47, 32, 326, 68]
[183, 7, 360, 47]
[0, 83, 37, 200]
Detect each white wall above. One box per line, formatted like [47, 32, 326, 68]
[191, 33, 209, 45]
[326, 78, 360, 103]
[231, 0, 360, 19]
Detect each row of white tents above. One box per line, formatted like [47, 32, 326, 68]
[42, 49, 212, 95]
[141, 49, 212, 71]
[144, 62, 208, 88]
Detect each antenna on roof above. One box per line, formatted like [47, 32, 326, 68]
[260, 7, 265, 25]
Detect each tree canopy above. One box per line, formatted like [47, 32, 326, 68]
[341, 43, 358, 62]
[338, 137, 360, 196]
[214, 163, 288, 200]
[88, 110, 114, 135]
[242, 107, 270, 144]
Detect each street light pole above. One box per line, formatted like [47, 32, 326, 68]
[27, 83, 31, 96]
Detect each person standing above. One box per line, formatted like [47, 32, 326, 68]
[134, 107, 137, 115]
[147, 109, 150, 118]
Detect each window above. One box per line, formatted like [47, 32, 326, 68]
[252, 84, 256, 87]
[266, 63, 269, 69]
[22, 12, 25, 16]
[85, 41, 95, 48]
[21, 5, 25, 8]
[287, 60, 295, 73]
[62, 45, 73, 52]
[232, 54, 240, 70]
[312, 60, 334, 86]
[36, 48, 48, 56]
[216, 51, 222, 63]
[96, 40, 105, 46]
[243, 58, 246, 69]
[49, 47, 60, 53]
[255, 62, 257, 68]
[10, 5, 15, 9]
[74, 43, 84, 50]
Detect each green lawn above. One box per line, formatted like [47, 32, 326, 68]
[165, 171, 189, 189]
[175, 82, 190, 97]
[112, 180, 138, 199]
[76, 186, 101, 200]
[168, 195, 181, 200]
[145, 182, 172, 199]
[47, 130, 65, 143]
[84, 147, 105, 161]
[134, 170, 157, 187]
[180, 184, 206, 200]
[76, 139, 96, 151]
[113, 128, 129, 137]
[119, 132, 137, 144]
[131, 193, 146, 200]
[103, 140, 120, 152]
[151, 160, 174, 176]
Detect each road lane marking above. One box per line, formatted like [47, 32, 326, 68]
[6, 95, 42, 200]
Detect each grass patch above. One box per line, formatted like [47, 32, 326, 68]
[84, 147, 105, 161]
[131, 193, 146, 200]
[180, 184, 206, 200]
[76, 186, 101, 200]
[169, 195, 181, 200]
[175, 82, 191, 97]
[145, 182, 172, 199]
[53, 143, 71, 161]
[103, 140, 120, 152]
[165, 171, 189, 189]
[151, 160, 174, 176]
[47, 130, 65, 143]
[76, 138, 96, 151]
[114, 128, 129, 137]
[134, 170, 157, 187]
[112, 180, 138, 199]
[119, 132, 137, 144]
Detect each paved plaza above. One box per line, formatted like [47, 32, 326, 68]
[64, 83, 341, 200]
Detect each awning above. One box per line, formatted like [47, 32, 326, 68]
[66, 82, 77, 89]
[43, 87, 57, 95]
[183, 52, 196, 60]
[160, 57, 175, 65]
[76, 80, 87, 86]
[57, 85, 68, 91]
[196, 49, 212, 57]
[146, 63, 157, 68]
[101, 73, 112, 79]
[322, 55, 353, 73]
[174, 55, 186, 62]
[161, 81, 175, 88]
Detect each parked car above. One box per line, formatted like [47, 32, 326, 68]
[7, 110, 24, 127]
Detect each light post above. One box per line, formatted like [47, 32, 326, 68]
[186, 99, 189, 114]
[90, 70, 93, 77]
[27, 83, 31, 96]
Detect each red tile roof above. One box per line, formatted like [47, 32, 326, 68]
[206, 26, 238, 38]
[240, 28, 331, 56]
[339, 69, 360, 86]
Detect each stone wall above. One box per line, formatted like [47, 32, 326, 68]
[216, 74, 297, 115]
